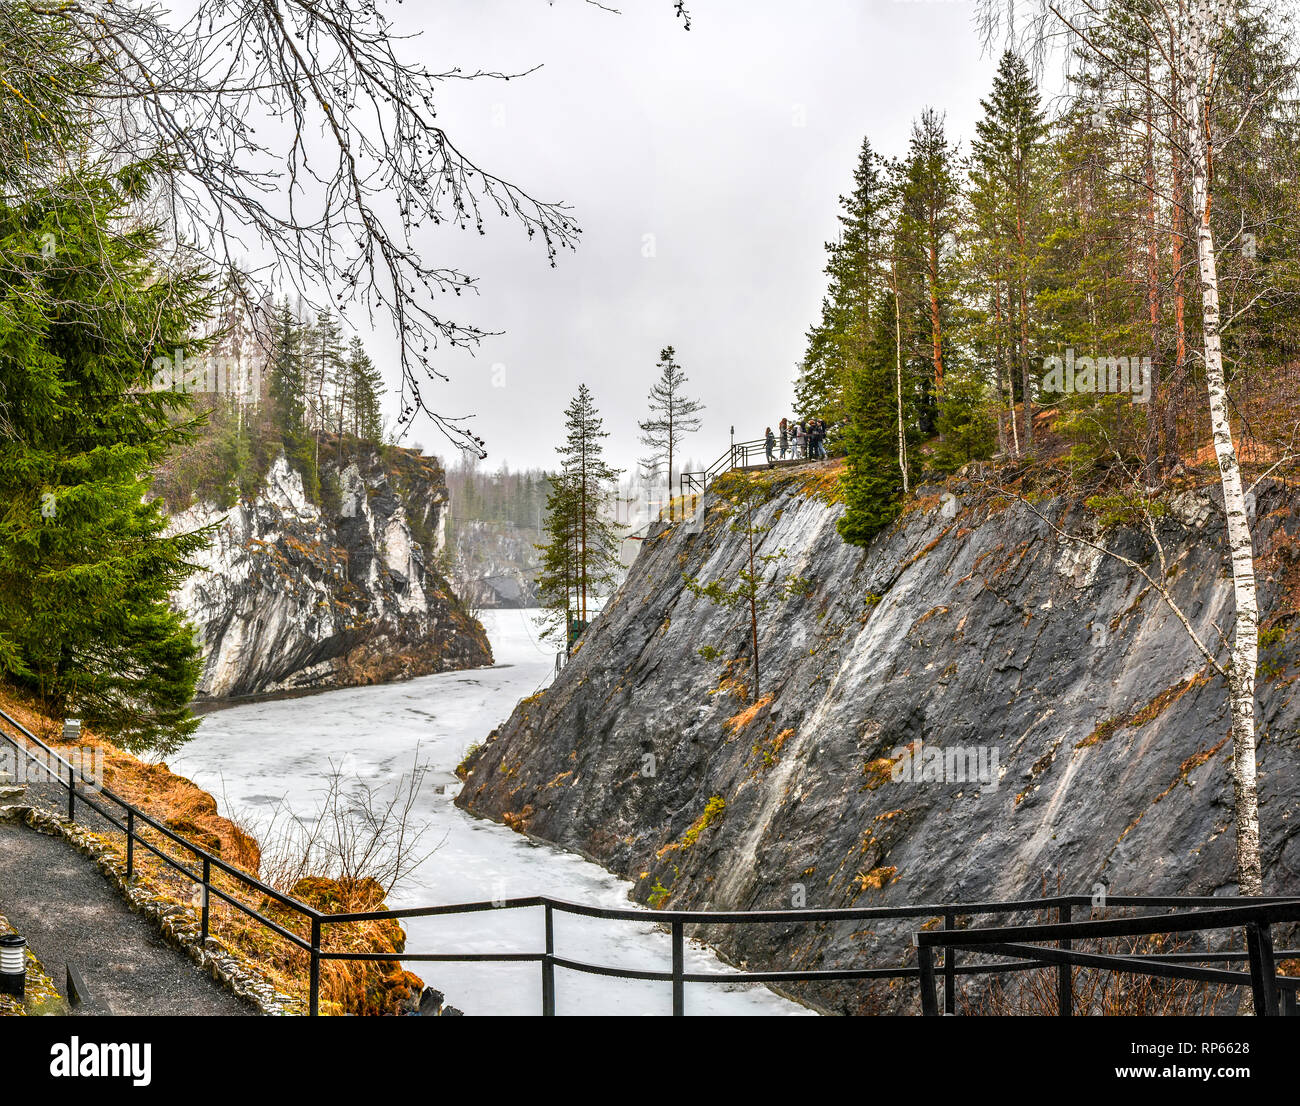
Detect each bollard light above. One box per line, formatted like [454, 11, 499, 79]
[62, 718, 81, 742]
[0, 933, 26, 999]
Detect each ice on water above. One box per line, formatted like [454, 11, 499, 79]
[173, 609, 810, 1016]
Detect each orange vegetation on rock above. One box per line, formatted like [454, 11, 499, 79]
[724, 694, 774, 734]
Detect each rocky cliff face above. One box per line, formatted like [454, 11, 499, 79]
[457, 461, 1300, 1013]
[172, 448, 491, 701]
[450, 520, 541, 609]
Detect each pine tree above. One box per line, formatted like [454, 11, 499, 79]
[536, 384, 622, 641]
[637, 345, 704, 514]
[896, 109, 960, 433]
[268, 300, 320, 498]
[345, 337, 385, 442]
[0, 164, 210, 753]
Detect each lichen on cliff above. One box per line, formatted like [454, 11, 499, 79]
[455, 464, 1300, 1014]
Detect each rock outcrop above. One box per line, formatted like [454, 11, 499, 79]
[457, 461, 1300, 1013]
[171, 447, 491, 701]
[451, 519, 541, 609]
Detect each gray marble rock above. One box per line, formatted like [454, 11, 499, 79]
[457, 470, 1300, 1013]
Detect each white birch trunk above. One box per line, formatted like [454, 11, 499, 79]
[1180, 0, 1263, 895]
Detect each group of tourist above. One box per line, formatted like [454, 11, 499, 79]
[765, 417, 831, 464]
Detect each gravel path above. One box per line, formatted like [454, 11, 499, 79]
[0, 820, 254, 1015]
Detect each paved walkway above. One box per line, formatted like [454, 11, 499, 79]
[0, 820, 254, 1015]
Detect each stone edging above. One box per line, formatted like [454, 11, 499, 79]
[0, 907, 66, 1015]
[2, 803, 303, 1016]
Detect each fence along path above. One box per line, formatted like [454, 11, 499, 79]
[0, 819, 253, 1015]
[3, 707, 1299, 1016]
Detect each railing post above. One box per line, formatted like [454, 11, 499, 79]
[916, 942, 940, 1016]
[942, 911, 956, 1015]
[309, 916, 321, 1016]
[1245, 921, 1279, 1016]
[541, 903, 556, 1016]
[671, 920, 684, 1016]
[125, 809, 134, 879]
[1058, 902, 1072, 1016]
[67, 763, 75, 821]
[200, 857, 211, 943]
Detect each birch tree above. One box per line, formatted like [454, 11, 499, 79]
[979, 0, 1293, 894]
[0, 1, 690, 455]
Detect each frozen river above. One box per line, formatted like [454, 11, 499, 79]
[172, 609, 810, 1016]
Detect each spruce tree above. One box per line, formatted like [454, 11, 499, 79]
[968, 52, 1051, 450]
[307, 308, 345, 468]
[536, 385, 622, 640]
[0, 165, 210, 753]
[345, 337, 385, 443]
[796, 139, 891, 422]
[933, 365, 997, 472]
[268, 301, 320, 498]
[838, 294, 912, 546]
[535, 472, 580, 643]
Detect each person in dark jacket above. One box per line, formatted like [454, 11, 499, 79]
[765, 426, 776, 465]
[779, 417, 789, 459]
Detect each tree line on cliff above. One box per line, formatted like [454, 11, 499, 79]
[814, 1, 1300, 896]
[814, 31, 1300, 550]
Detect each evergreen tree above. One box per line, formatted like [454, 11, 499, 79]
[968, 52, 1052, 450]
[637, 345, 704, 514]
[896, 109, 960, 433]
[933, 365, 997, 472]
[0, 164, 210, 753]
[535, 472, 580, 643]
[796, 139, 891, 422]
[268, 301, 320, 498]
[838, 294, 913, 545]
[345, 337, 385, 443]
[536, 384, 622, 640]
[307, 308, 345, 466]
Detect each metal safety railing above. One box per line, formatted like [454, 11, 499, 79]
[0, 707, 322, 984]
[679, 437, 768, 502]
[3, 706, 1298, 1016]
[914, 896, 1300, 1016]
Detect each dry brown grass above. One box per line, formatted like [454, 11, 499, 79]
[968, 890, 1238, 1016]
[975, 931, 1234, 1016]
[0, 683, 424, 1015]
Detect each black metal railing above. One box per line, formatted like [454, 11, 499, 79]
[679, 437, 768, 503]
[0, 708, 322, 984]
[316, 892, 1300, 1016]
[3, 706, 1298, 1016]
[914, 897, 1300, 1016]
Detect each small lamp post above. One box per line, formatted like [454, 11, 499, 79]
[0, 933, 26, 999]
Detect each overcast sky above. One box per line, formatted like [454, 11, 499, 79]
[350, 1, 1005, 477]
